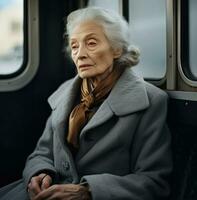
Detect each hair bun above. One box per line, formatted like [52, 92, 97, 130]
[129, 46, 140, 65]
[115, 46, 140, 68]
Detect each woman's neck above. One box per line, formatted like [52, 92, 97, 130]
[90, 65, 114, 88]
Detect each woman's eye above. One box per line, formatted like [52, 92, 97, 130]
[71, 45, 78, 49]
[87, 40, 97, 47]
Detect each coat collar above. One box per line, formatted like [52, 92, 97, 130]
[48, 68, 149, 114]
[48, 68, 150, 132]
[107, 67, 149, 116]
[48, 76, 81, 111]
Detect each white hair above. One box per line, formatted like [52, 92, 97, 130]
[65, 7, 140, 67]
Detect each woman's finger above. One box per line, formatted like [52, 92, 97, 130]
[28, 173, 47, 199]
[40, 175, 52, 190]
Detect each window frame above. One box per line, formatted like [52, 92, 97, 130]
[166, 0, 176, 90]
[0, 0, 39, 92]
[127, 0, 168, 86]
[177, 0, 197, 87]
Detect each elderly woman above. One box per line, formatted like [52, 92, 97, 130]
[0, 7, 172, 200]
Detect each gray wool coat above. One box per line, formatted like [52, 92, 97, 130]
[0, 68, 172, 200]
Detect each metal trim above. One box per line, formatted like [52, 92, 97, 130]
[0, 0, 39, 92]
[119, 0, 123, 16]
[167, 90, 197, 101]
[177, 0, 197, 87]
[166, 0, 176, 90]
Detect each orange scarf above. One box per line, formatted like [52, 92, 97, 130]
[67, 67, 123, 148]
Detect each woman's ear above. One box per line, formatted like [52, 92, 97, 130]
[113, 48, 123, 59]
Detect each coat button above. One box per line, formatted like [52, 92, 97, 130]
[62, 161, 70, 170]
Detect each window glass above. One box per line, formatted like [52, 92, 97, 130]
[88, 0, 120, 13]
[0, 0, 24, 75]
[129, 0, 166, 79]
[188, 0, 197, 77]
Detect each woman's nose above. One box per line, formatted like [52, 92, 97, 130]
[77, 45, 88, 59]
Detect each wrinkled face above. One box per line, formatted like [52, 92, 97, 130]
[69, 21, 120, 81]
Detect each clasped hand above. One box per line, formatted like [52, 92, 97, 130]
[28, 173, 90, 200]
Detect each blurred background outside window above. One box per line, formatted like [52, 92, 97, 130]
[0, 0, 23, 75]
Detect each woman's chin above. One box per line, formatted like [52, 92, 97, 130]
[78, 71, 97, 79]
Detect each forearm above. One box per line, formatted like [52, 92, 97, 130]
[82, 172, 170, 200]
[22, 115, 56, 187]
[23, 157, 56, 188]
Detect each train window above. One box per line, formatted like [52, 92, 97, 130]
[0, 0, 23, 75]
[188, 0, 197, 78]
[178, 0, 197, 85]
[129, 0, 167, 80]
[88, 0, 167, 80]
[88, 0, 121, 13]
[0, 0, 39, 91]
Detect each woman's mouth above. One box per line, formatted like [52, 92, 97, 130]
[79, 64, 93, 71]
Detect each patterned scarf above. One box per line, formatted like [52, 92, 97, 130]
[67, 67, 123, 148]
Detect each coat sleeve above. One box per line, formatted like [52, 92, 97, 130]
[81, 92, 173, 200]
[22, 115, 56, 188]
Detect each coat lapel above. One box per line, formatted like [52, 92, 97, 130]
[79, 100, 113, 139]
[107, 67, 150, 115]
[80, 68, 150, 135]
[48, 76, 81, 142]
